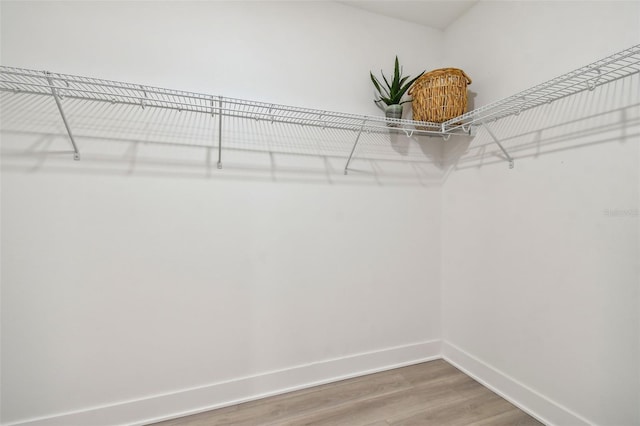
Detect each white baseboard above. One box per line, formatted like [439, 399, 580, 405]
[442, 341, 592, 426]
[5, 340, 441, 426]
[5, 340, 594, 426]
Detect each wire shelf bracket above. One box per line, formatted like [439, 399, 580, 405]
[217, 96, 223, 169]
[483, 121, 514, 169]
[45, 72, 80, 161]
[344, 119, 367, 175]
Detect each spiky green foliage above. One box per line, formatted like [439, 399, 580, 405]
[370, 56, 424, 106]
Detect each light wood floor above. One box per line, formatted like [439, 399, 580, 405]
[151, 359, 544, 426]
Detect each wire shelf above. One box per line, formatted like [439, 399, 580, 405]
[0, 66, 445, 136]
[1, 43, 638, 170]
[442, 44, 640, 132]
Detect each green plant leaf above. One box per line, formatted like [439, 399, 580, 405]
[397, 70, 426, 100]
[381, 70, 392, 92]
[370, 72, 382, 93]
[392, 56, 401, 95]
[375, 97, 392, 106]
[371, 72, 390, 98]
[371, 57, 424, 106]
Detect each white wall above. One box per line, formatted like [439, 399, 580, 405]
[0, 1, 439, 116]
[4, 1, 640, 426]
[442, 2, 640, 425]
[0, 2, 444, 425]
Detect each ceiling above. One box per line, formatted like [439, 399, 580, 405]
[338, 1, 478, 30]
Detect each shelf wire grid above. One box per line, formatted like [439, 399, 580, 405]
[1, 43, 638, 148]
[0, 66, 446, 137]
[1, 87, 435, 171]
[443, 44, 640, 132]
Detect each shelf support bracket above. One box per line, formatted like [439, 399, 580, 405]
[217, 96, 223, 169]
[344, 120, 366, 175]
[45, 72, 80, 160]
[483, 122, 514, 169]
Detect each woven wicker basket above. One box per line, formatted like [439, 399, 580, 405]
[409, 68, 472, 124]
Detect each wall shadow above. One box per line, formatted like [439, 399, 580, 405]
[3, 75, 637, 187]
[0, 92, 445, 187]
[438, 76, 640, 180]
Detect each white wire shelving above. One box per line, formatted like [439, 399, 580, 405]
[1, 43, 639, 171]
[0, 65, 452, 173]
[441, 44, 640, 167]
[443, 44, 640, 133]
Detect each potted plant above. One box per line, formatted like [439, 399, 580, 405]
[370, 56, 424, 125]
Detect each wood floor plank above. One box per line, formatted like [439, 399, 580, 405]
[387, 380, 541, 426]
[384, 380, 491, 424]
[276, 362, 487, 426]
[153, 371, 411, 426]
[387, 391, 503, 425]
[150, 360, 544, 426]
[275, 388, 430, 426]
[467, 407, 545, 426]
[396, 359, 461, 385]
